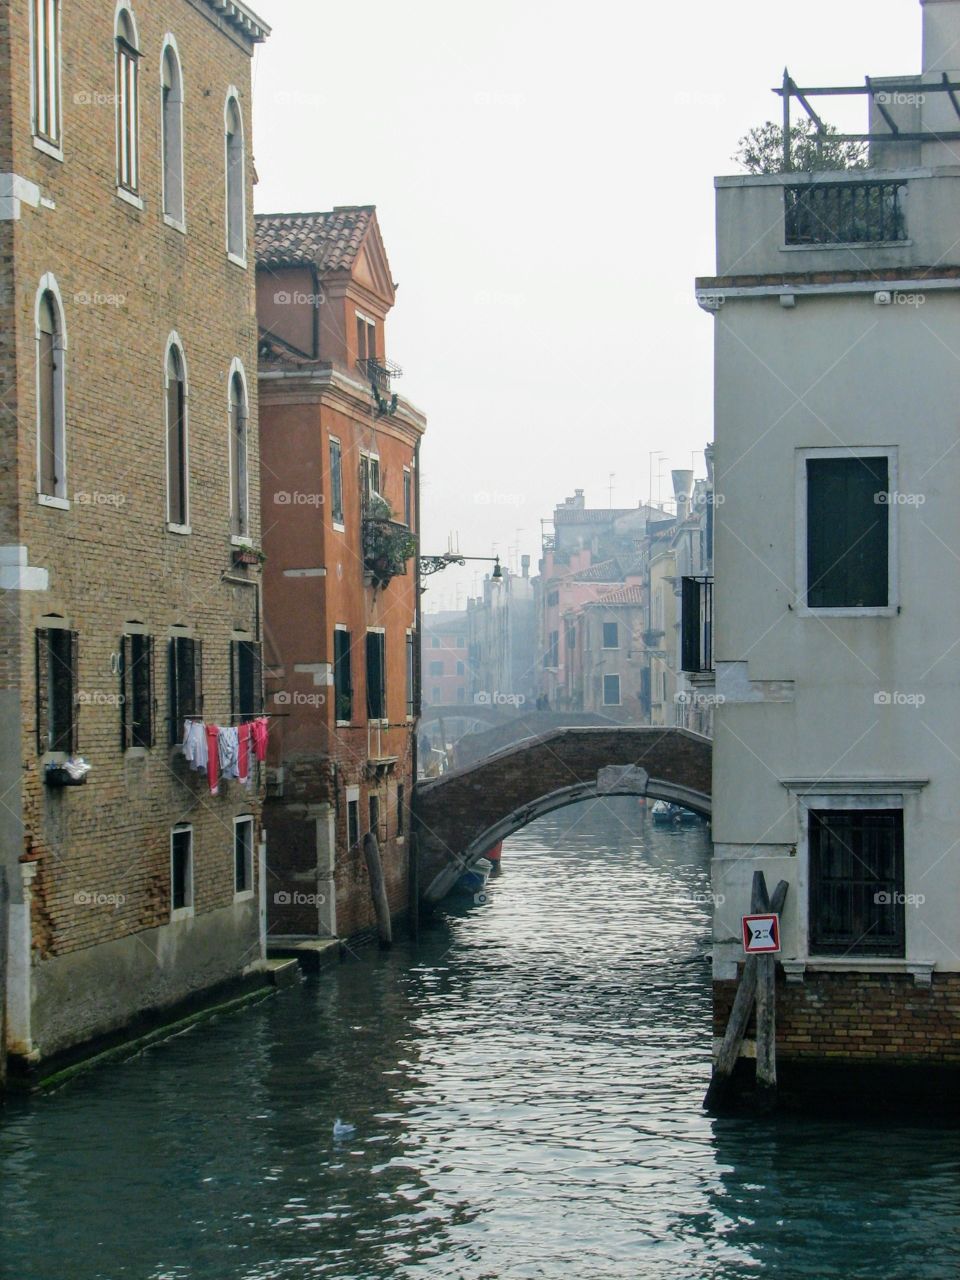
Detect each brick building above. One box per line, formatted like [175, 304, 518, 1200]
[256, 207, 425, 941]
[0, 0, 270, 1071]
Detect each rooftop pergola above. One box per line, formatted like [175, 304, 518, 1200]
[777, 68, 960, 170]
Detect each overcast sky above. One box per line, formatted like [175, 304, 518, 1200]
[249, 0, 918, 611]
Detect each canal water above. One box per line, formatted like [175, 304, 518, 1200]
[1, 798, 959, 1279]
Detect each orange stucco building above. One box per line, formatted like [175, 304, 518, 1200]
[255, 207, 425, 940]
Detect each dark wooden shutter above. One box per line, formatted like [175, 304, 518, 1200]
[120, 633, 132, 749]
[230, 639, 239, 721]
[192, 639, 203, 717]
[807, 457, 888, 608]
[35, 629, 49, 753]
[168, 637, 179, 744]
[68, 629, 79, 753]
[251, 642, 263, 715]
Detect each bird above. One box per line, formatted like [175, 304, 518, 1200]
[333, 1118, 356, 1140]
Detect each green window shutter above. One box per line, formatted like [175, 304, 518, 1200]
[35, 629, 50, 754]
[807, 457, 889, 608]
[120, 633, 132, 750]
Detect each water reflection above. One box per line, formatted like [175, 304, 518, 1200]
[0, 798, 957, 1279]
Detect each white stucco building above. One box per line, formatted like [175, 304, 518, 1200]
[699, 0, 960, 1088]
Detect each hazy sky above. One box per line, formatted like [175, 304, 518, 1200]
[249, 0, 918, 611]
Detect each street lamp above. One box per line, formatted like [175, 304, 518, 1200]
[420, 552, 503, 581]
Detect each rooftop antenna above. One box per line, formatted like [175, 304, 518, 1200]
[648, 451, 666, 510]
[608, 472, 616, 508]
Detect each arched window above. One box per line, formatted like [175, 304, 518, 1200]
[115, 8, 140, 194]
[165, 340, 188, 529]
[31, 0, 61, 148]
[225, 94, 245, 261]
[160, 40, 184, 225]
[229, 365, 249, 537]
[36, 280, 66, 502]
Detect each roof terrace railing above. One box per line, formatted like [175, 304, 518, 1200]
[784, 179, 908, 245]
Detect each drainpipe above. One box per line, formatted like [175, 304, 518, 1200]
[409, 435, 423, 937]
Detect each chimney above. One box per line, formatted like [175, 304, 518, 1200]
[671, 469, 694, 520]
[922, 0, 960, 73]
[521, 554, 530, 578]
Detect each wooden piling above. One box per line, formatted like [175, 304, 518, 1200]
[704, 872, 788, 1114]
[362, 832, 393, 949]
[408, 832, 420, 944]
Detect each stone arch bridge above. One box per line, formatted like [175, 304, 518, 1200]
[414, 727, 712, 903]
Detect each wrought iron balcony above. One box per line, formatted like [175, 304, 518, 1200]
[680, 576, 713, 675]
[784, 180, 907, 246]
[356, 356, 403, 394]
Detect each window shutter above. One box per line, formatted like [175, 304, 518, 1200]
[35, 629, 49, 754]
[230, 639, 239, 721]
[120, 633, 132, 750]
[193, 639, 203, 717]
[168, 638, 178, 744]
[68, 630, 79, 753]
[146, 634, 156, 747]
[251, 642, 263, 715]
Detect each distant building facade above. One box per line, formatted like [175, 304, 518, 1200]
[256, 207, 425, 941]
[466, 557, 537, 711]
[421, 611, 469, 707]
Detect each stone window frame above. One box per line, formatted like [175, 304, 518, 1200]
[785, 779, 932, 976]
[164, 332, 191, 534]
[333, 624, 353, 726]
[170, 824, 195, 921]
[794, 445, 900, 618]
[233, 814, 255, 901]
[30, 0, 63, 159]
[159, 34, 185, 232]
[114, 5, 142, 208]
[224, 88, 246, 267]
[365, 626, 388, 726]
[227, 358, 251, 544]
[601, 619, 619, 650]
[345, 785, 360, 850]
[35, 274, 68, 509]
[329, 435, 345, 531]
[602, 672, 622, 706]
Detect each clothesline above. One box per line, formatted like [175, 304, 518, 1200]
[182, 716, 270, 796]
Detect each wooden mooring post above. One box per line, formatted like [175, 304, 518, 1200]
[704, 871, 787, 1114]
[362, 832, 393, 950]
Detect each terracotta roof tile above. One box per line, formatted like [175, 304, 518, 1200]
[590, 585, 645, 606]
[255, 206, 378, 272]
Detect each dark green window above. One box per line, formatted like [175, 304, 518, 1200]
[806, 456, 889, 609]
[366, 631, 386, 720]
[334, 628, 352, 722]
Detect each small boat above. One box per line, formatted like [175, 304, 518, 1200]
[456, 857, 493, 894]
[484, 840, 502, 864]
[651, 800, 703, 826]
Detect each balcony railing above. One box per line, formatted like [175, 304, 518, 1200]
[681, 576, 713, 675]
[356, 356, 403, 394]
[784, 180, 907, 246]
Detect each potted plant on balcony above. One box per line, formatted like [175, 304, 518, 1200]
[362, 494, 417, 589]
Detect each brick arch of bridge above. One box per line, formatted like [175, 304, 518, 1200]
[413, 727, 712, 903]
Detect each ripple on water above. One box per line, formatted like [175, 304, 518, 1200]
[0, 799, 958, 1279]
